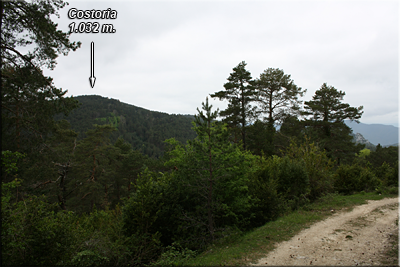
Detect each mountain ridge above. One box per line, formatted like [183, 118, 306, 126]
[344, 120, 399, 147]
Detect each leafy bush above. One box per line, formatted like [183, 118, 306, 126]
[334, 164, 381, 194]
[122, 169, 166, 264]
[247, 158, 283, 227]
[277, 156, 310, 206]
[248, 155, 310, 227]
[150, 242, 197, 266]
[373, 161, 399, 187]
[283, 138, 334, 200]
[68, 205, 132, 266]
[1, 193, 76, 266]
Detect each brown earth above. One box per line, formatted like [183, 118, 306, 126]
[252, 197, 399, 266]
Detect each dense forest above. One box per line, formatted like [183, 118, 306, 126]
[1, 1, 398, 266]
[55, 95, 197, 158]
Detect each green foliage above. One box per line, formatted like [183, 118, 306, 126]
[333, 164, 381, 194]
[1, 0, 81, 70]
[56, 95, 197, 158]
[255, 68, 305, 125]
[68, 206, 132, 266]
[247, 154, 311, 228]
[122, 169, 166, 264]
[282, 138, 334, 200]
[1, 150, 25, 177]
[372, 161, 398, 188]
[71, 250, 110, 266]
[1, 65, 79, 155]
[2, 0, 80, 154]
[276, 156, 310, 210]
[1, 194, 76, 266]
[247, 119, 275, 156]
[67, 124, 117, 212]
[254, 68, 305, 156]
[95, 112, 120, 128]
[247, 157, 283, 226]
[303, 83, 363, 126]
[356, 148, 371, 158]
[150, 242, 197, 266]
[302, 83, 364, 164]
[163, 98, 254, 248]
[211, 61, 256, 150]
[367, 144, 399, 168]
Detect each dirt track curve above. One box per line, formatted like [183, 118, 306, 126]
[252, 197, 399, 266]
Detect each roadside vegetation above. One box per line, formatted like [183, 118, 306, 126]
[180, 192, 397, 266]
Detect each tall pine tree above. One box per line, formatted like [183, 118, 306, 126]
[252, 68, 305, 156]
[211, 61, 256, 150]
[302, 83, 364, 164]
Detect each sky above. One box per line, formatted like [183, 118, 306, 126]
[42, 0, 399, 127]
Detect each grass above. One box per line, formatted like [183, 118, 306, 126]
[181, 191, 397, 266]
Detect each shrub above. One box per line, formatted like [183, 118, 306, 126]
[248, 155, 310, 227]
[68, 206, 132, 266]
[374, 161, 399, 187]
[150, 242, 197, 266]
[248, 160, 282, 227]
[334, 164, 380, 194]
[122, 169, 165, 264]
[283, 138, 334, 200]
[1, 193, 76, 266]
[277, 156, 310, 206]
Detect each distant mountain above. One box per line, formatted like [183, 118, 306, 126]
[56, 95, 196, 158]
[345, 120, 399, 147]
[351, 132, 376, 150]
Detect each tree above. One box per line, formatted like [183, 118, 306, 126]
[302, 83, 364, 164]
[1, 0, 81, 195]
[253, 68, 305, 156]
[1, 65, 79, 153]
[303, 83, 363, 137]
[211, 61, 256, 150]
[164, 98, 252, 247]
[1, 0, 81, 71]
[1, 0, 80, 148]
[69, 125, 117, 213]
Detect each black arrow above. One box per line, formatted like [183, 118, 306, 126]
[89, 41, 96, 88]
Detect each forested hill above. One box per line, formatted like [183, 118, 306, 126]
[56, 95, 196, 157]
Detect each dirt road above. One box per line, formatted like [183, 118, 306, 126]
[252, 197, 399, 266]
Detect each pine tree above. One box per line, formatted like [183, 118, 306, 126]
[211, 61, 256, 150]
[302, 83, 364, 164]
[69, 125, 117, 213]
[252, 68, 305, 156]
[1, 0, 80, 193]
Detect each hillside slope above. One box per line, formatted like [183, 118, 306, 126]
[56, 95, 196, 157]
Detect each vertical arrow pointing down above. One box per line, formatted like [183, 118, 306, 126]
[89, 41, 96, 88]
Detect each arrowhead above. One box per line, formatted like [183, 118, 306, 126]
[89, 76, 96, 88]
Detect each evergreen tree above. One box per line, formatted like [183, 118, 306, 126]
[1, 0, 81, 71]
[165, 98, 252, 247]
[252, 68, 305, 156]
[274, 115, 306, 155]
[1, 0, 80, 194]
[302, 83, 364, 164]
[1, 0, 80, 148]
[69, 125, 117, 213]
[211, 61, 256, 150]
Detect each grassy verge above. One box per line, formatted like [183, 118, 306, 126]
[181, 192, 397, 266]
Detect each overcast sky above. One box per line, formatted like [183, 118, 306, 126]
[43, 0, 399, 126]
